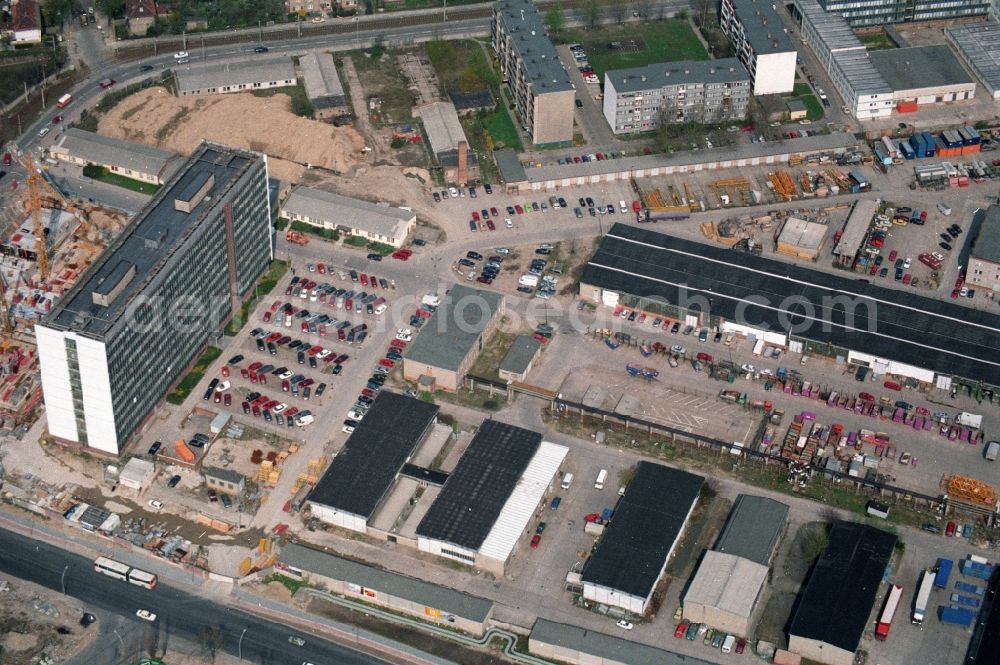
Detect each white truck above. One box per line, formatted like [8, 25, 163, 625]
[422, 294, 441, 308]
[518, 274, 539, 288]
[956, 412, 983, 430]
[561, 473, 574, 489]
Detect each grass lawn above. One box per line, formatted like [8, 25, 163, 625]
[166, 346, 221, 405]
[94, 171, 160, 195]
[858, 32, 897, 50]
[789, 83, 824, 122]
[481, 105, 522, 152]
[556, 20, 709, 80]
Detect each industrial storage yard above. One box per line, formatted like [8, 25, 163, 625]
[3, 0, 1000, 664]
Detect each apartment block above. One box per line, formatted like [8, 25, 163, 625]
[602, 59, 751, 134]
[720, 0, 797, 95]
[968, 206, 1000, 293]
[492, 0, 575, 146]
[818, 0, 988, 26]
[36, 143, 272, 457]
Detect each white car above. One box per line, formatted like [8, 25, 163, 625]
[136, 609, 157, 622]
[215, 380, 230, 392]
[173, 51, 189, 60]
[317, 349, 331, 359]
[397, 328, 412, 337]
[505, 218, 513, 228]
[288, 635, 306, 646]
[342, 425, 355, 434]
[348, 409, 366, 421]
[147, 499, 163, 510]
[396, 333, 412, 341]
[495, 247, 510, 255]
[38, 127, 50, 138]
[740, 363, 756, 373]
[279, 370, 294, 380]
[273, 403, 287, 413]
[903, 257, 912, 269]
[670, 345, 686, 355]
[616, 619, 634, 630]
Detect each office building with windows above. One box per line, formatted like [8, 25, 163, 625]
[602, 59, 751, 134]
[720, 0, 797, 95]
[36, 142, 272, 456]
[817, 0, 988, 26]
[492, 0, 575, 145]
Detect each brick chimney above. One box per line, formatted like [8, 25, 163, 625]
[457, 141, 468, 186]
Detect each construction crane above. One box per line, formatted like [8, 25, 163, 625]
[16, 153, 87, 282]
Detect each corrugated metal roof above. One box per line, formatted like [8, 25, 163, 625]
[279, 543, 494, 622]
[414, 101, 469, 157]
[684, 550, 768, 619]
[478, 440, 568, 562]
[946, 21, 1000, 95]
[531, 618, 718, 665]
[833, 199, 879, 258]
[869, 46, 972, 92]
[175, 57, 295, 94]
[299, 53, 346, 108]
[51, 128, 178, 180]
[973, 206, 1000, 264]
[279, 186, 415, 239]
[714, 494, 789, 566]
[404, 284, 504, 372]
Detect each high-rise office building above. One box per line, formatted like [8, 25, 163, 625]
[37, 142, 272, 456]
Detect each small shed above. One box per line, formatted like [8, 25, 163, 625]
[786, 99, 808, 120]
[498, 335, 542, 382]
[205, 466, 245, 496]
[210, 411, 231, 434]
[119, 457, 156, 491]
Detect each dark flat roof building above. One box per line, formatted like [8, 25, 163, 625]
[307, 391, 439, 531]
[715, 494, 789, 566]
[580, 223, 1000, 388]
[581, 462, 704, 614]
[789, 522, 896, 665]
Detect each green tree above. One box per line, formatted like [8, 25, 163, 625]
[583, 0, 601, 29]
[458, 66, 484, 92]
[42, 0, 74, 26]
[95, 0, 126, 20]
[544, 4, 565, 34]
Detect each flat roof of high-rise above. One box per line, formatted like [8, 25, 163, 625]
[606, 58, 750, 93]
[728, 0, 795, 54]
[43, 142, 259, 338]
[495, 0, 573, 94]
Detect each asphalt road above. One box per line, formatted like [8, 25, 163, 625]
[0, 527, 387, 665]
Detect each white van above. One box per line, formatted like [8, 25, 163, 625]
[721, 635, 736, 653]
[752, 339, 765, 356]
[595, 469, 608, 489]
[561, 473, 574, 490]
[518, 274, 539, 287]
[937, 202, 952, 216]
[619, 200, 628, 213]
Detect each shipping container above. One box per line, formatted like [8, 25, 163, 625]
[910, 133, 926, 158]
[899, 141, 915, 160]
[938, 606, 976, 627]
[849, 170, 870, 191]
[935, 558, 953, 589]
[175, 439, 195, 463]
[921, 132, 936, 157]
[896, 100, 918, 114]
[873, 146, 891, 167]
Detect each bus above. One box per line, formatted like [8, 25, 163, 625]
[912, 569, 935, 625]
[56, 94, 73, 109]
[93, 557, 157, 589]
[875, 584, 903, 640]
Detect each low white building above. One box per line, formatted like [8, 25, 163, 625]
[280, 187, 416, 248]
[50, 129, 180, 185]
[119, 457, 156, 491]
[175, 57, 296, 97]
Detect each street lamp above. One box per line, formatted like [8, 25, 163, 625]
[113, 628, 125, 650]
[238, 627, 248, 661]
[61, 565, 69, 595]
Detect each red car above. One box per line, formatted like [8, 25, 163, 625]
[317, 263, 326, 274]
[859, 392, 875, 402]
[360, 274, 368, 286]
[361, 388, 377, 398]
[530, 534, 541, 549]
[99, 78, 116, 88]
[486, 220, 496, 231]
[476, 276, 492, 284]
[584, 513, 601, 523]
[490, 207, 499, 217]
[884, 380, 902, 391]
[735, 639, 746, 654]
[308, 345, 323, 356]
[674, 622, 688, 639]
[515, 204, 524, 214]
[249, 361, 263, 371]
[392, 251, 410, 261]
[946, 521, 957, 537]
[282, 380, 290, 392]
[224, 393, 232, 406]
[390, 339, 407, 349]
[271, 300, 281, 311]
[379, 358, 395, 368]
[888, 250, 898, 262]
[533, 333, 549, 344]
[869, 264, 878, 276]
[266, 333, 282, 343]
[472, 211, 480, 221]
[368, 274, 377, 286]
[242, 401, 250, 414]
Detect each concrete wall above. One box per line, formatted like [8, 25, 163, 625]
[533, 89, 575, 145]
[787, 635, 854, 665]
[529, 636, 630, 665]
[753, 51, 797, 95]
[308, 503, 368, 532]
[402, 360, 459, 392]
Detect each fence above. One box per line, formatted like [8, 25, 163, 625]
[464, 373, 995, 521]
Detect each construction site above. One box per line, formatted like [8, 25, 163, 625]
[0, 154, 128, 430]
